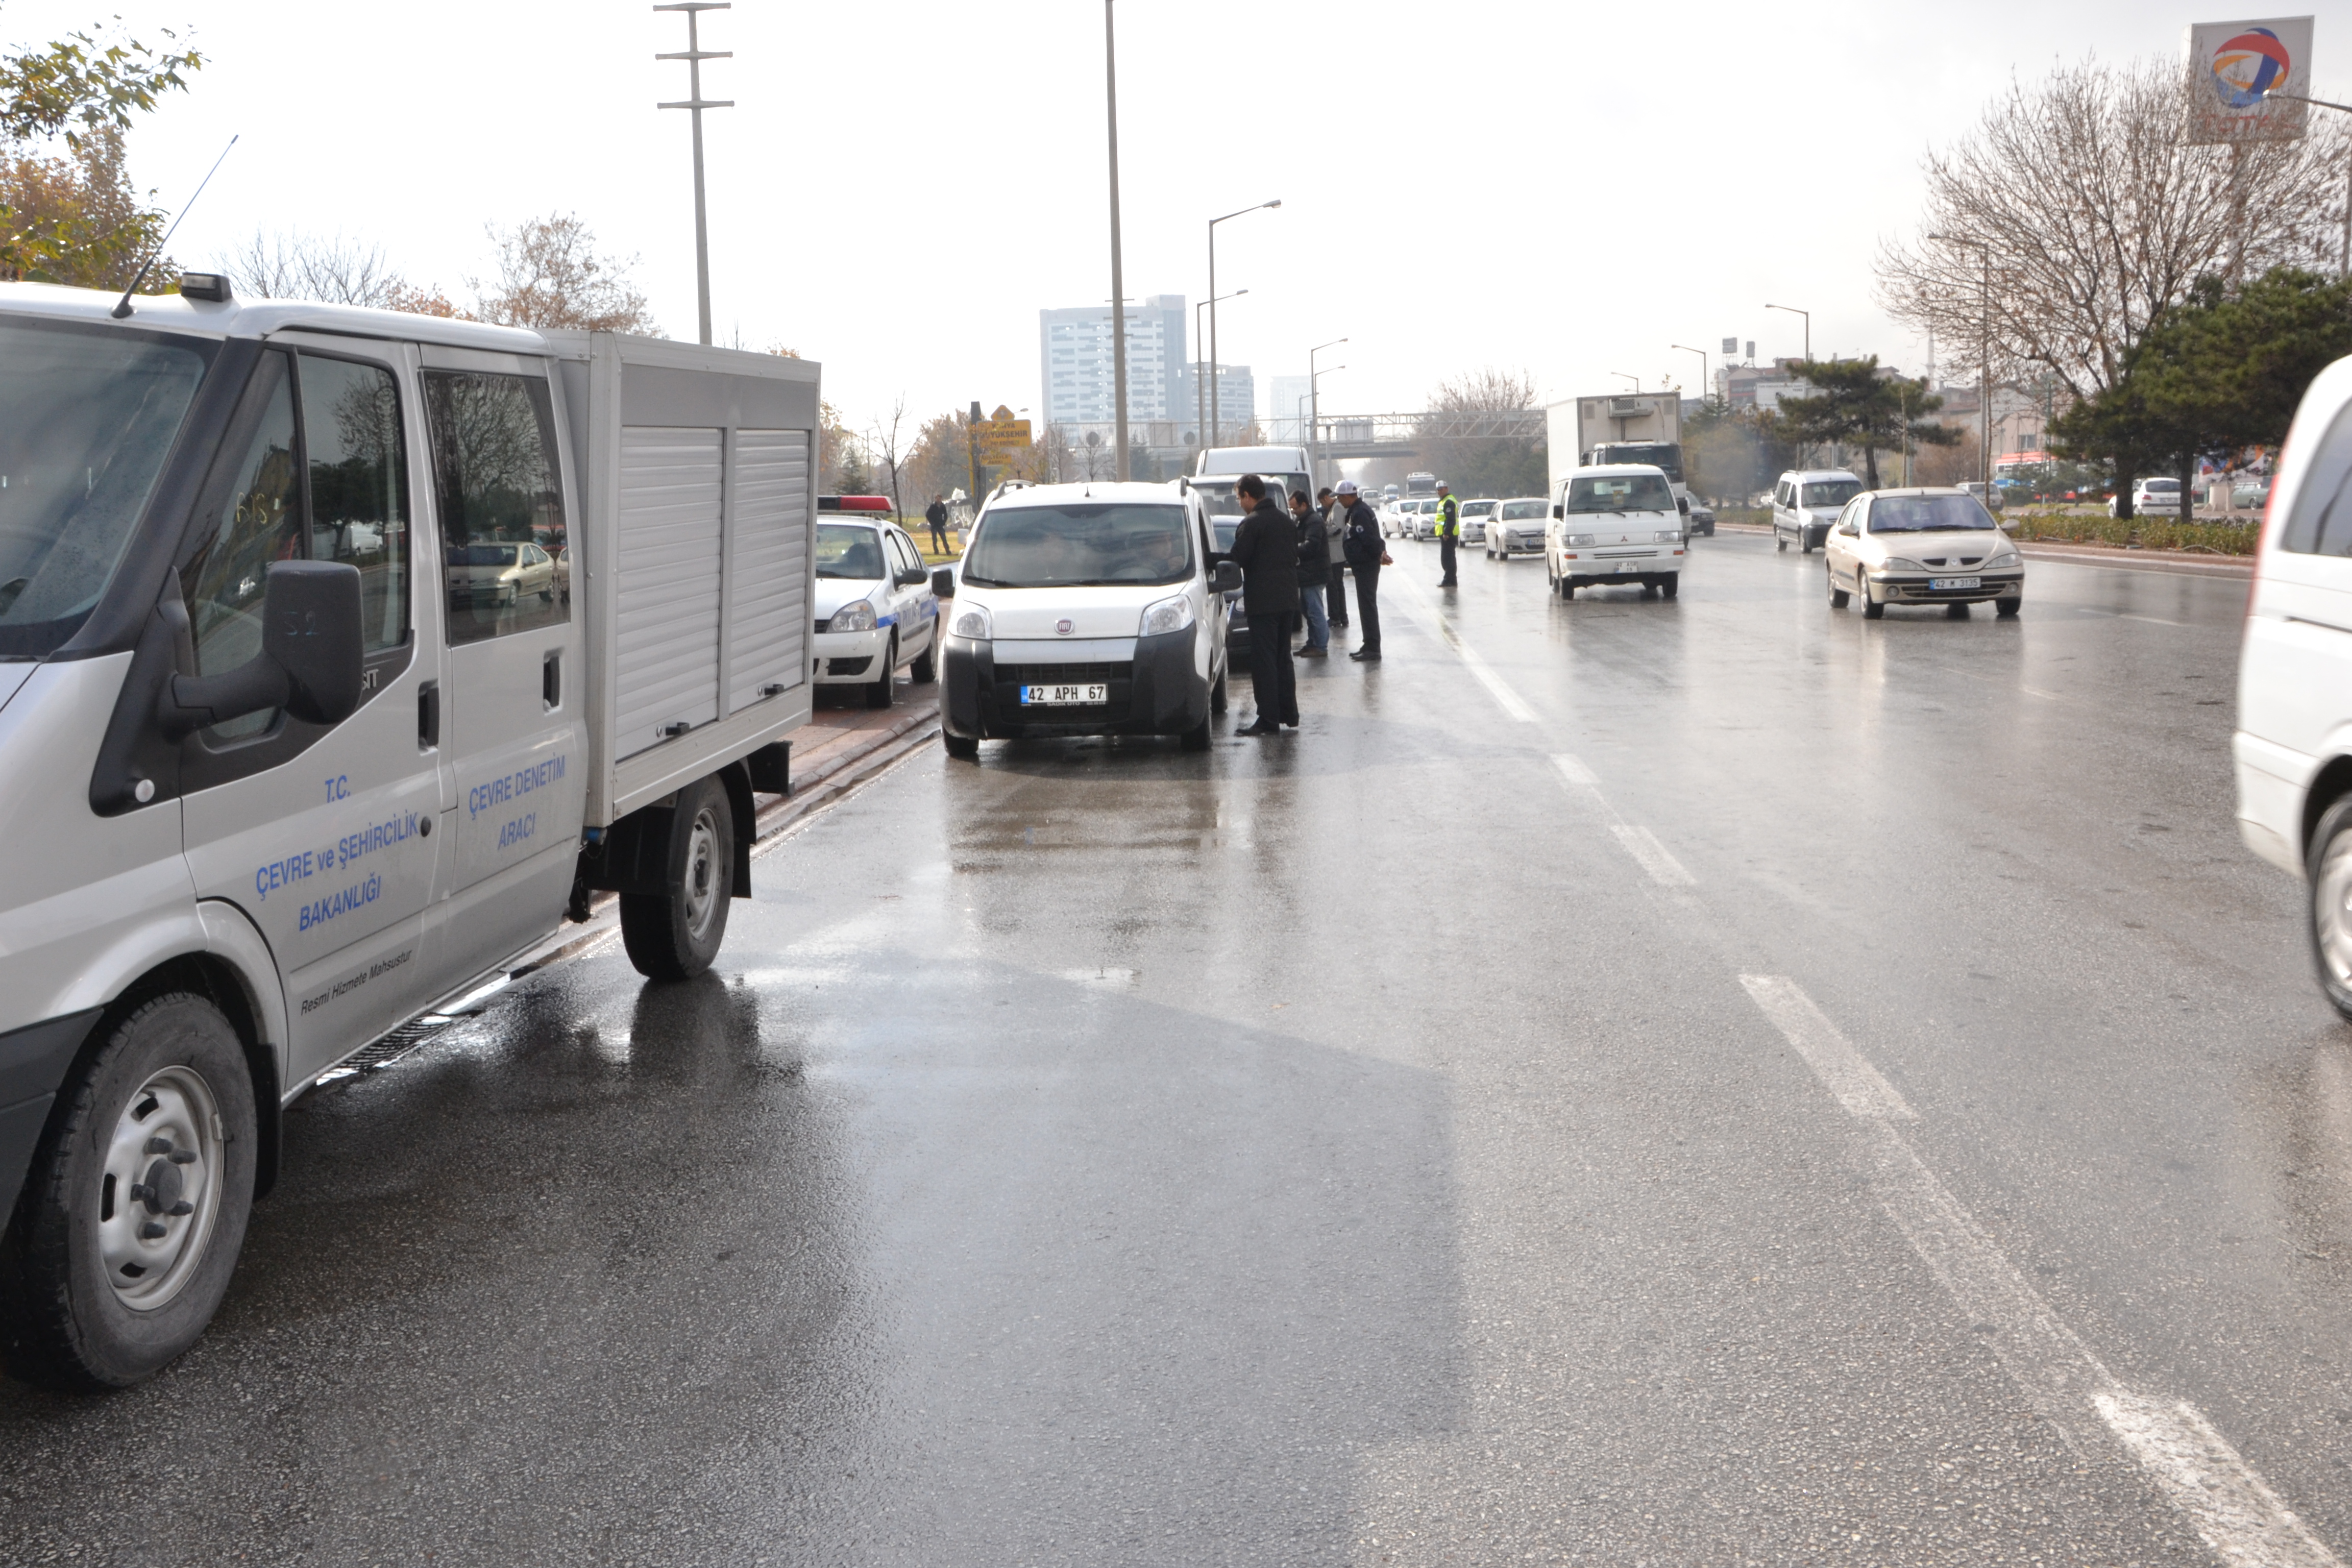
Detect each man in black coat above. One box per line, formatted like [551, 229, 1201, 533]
[924, 495, 952, 555]
[1222, 474, 1300, 732]
[1337, 479, 1387, 662]
[1290, 488, 1330, 657]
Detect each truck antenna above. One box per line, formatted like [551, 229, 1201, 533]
[111, 135, 238, 321]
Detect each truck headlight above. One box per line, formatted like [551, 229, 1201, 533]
[1564, 533, 1596, 548]
[1139, 594, 1194, 636]
[827, 600, 877, 633]
[950, 603, 992, 640]
[1653, 529, 1682, 543]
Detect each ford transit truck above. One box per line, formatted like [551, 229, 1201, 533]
[0, 278, 819, 1387]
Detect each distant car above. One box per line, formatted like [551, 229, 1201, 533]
[812, 519, 939, 708]
[1959, 480, 2006, 511]
[555, 543, 571, 603]
[1685, 498, 1716, 536]
[1823, 487, 2023, 620]
[1457, 499, 1499, 545]
[1486, 496, 1550, 557]
[2111, 476, 2182, 517]
[2234, 478, 2273, 510]
[1772, 470, 1862, 554]
[444, 540, 556, 606]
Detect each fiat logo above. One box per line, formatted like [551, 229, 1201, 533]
[1056, 619, 1074, 635]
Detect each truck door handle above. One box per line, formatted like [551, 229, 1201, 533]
[419, 680, 440, 749]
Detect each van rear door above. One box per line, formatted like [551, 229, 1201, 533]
[175, 339, 445, 1083]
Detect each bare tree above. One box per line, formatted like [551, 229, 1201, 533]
[472, 213, 658, 335]
[234, 229, 409, 307]
[1877, 57, 2352, 405]
[1424, 367, 1546, 495]
[867, 395, 912, 519]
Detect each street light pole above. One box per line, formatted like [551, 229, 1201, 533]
[1208, 199, 1280, 448]
[1609, 371, 1640, 391]
[654, 3, 733, 347]
[2263, 93, 2352, 276]
[1194, 291, 1246, 459]
[1670, 344, 1710, 406]
[1104, 0, 1129, 480]
[1310, 336, 1346, 486]
[1763, 302, 1809, 364]
[1929, 234, 1992, 491]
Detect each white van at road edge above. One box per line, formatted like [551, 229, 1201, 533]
[2236, 354, 2352, 1016]
[937, 482, 1237, 755]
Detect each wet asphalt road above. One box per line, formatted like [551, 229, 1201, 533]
[7, 530, 2349, 1566]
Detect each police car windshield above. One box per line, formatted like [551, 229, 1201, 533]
[963, 502, 1192, 587]
[815, 523, 886, 579]
[1564, 474, 1675, 513]
[0, 318, 214, 657]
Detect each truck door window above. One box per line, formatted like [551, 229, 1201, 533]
[298, 354, 409, 653]
[421, 370, 568, 644]
[181, 351, 302, 739]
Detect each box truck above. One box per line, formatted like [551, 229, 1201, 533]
[0, 279, 819, 1386]
[1549, 394, 1689, 510]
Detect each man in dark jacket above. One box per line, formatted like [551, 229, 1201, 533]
[925, 495, 951, 555]
[1337, 479, 1387, 662]
[1290, 489, 1330, 657]
[1318, 486, 1348, 629]
[1222, 474, 1299, 732]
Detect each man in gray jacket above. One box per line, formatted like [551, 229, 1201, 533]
[1318, 487, 1349, 630]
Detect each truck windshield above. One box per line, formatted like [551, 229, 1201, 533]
[963, 502, 1192, 587]
[1801, 480, 1862, 509]
[1564, 474, 1675, 513]
[1594, 444, 1684, 482]
[1868, 495, 1996, 532]
[0, 319, 213, 656]
[815, 523, 885, 579]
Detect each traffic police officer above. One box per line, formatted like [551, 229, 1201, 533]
[1433, 481, 1460, 586]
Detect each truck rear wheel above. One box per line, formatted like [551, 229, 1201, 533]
[0, 994, 256, 1389]
[619, 776, 734, 981]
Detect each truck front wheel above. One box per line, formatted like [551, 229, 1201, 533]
[619, 776, 734, 980]
[0, 994, 257, 1389]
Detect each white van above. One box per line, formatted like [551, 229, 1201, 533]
[0, 280, 817, 1386]
[1547, 464, 1686, 599]
[1773, 469, 1863, 553]
[936, 481, 1237, 754]
[2234, 355, 2352, 1016]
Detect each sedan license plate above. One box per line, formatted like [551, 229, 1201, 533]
[1020, 683, 1107, 706]
[1929, 576, 1981, 591]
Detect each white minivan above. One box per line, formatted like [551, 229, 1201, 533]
[1547, 464, 1686, 599]
[936, 482, 1237, 755]
[1773, 469, 1863, 553]
[2235, 355, 2352, 1016]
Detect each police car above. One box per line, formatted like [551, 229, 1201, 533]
[812, 513, 940, 707]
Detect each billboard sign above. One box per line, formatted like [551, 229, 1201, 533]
[2184, 17, 2313, 142]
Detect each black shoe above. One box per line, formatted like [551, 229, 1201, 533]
[1349, 648, 1381, 662]
[1299, 645, 1328, 658]
[1239, 719, 1280, 736]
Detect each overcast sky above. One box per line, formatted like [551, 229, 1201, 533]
[9, 0, 2349, 430]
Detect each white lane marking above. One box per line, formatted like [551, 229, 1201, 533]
[2096, 1393, 2341, 1568]
[1551, 753, 1598, 787]
[1737, 975, 1916, 1121]
[2022, 684, 2063, 701]
[1610, 824, 1696, 887]
[1390, 574, 1539, 722]
[1742, 974, 2342, 1568]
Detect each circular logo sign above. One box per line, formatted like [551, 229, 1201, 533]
[2211, 26, 2291, 109]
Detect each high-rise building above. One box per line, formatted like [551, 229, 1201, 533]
[1175, 362, 1257, 445]
[1040, 295, 1187, 427]
[1267, 375, 1312, 443]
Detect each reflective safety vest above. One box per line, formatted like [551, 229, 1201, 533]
[1435, 495, 1459, 538]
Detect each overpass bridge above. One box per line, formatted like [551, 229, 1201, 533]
[1266, 408, 1550, 461]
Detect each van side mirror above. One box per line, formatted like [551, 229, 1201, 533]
[1677, 496, 1689, 514]
[930, 567, 956, 597]
[158, 561, 364, 737]
[1212, 561, 1242, 594]
[1551, 503, 1563, 519]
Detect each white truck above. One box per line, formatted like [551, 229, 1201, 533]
[1550, 393, 1691, 518]
[0, 278, 819, 1387]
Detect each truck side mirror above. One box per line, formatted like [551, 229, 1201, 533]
[1677, 496, 1689, 514]
[1552, 503, 1563, 520]
[930, 567, 956, 597]
[1212, 561, 1242, 594]
[159, 561, 364, 736]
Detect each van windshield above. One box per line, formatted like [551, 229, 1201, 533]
[1801, 480, 1861, 509]
[0, 318, 214, 657]
[815, 523, 886, 579]
[964, 502, 1193, 587]
[1193, 475, 1309, 517]
[1564, 474, 1675, 513]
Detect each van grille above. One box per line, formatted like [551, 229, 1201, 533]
[996, 662, 1131, 685]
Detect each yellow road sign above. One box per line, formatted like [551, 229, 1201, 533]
[973, 417, 1032, 462]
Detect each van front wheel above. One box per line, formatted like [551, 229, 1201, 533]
[2310, 797, 2352, 1020]
[619, 776, 734, 981]
[0, 994, 257, 1389]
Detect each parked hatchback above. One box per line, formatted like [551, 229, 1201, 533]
[2111, 476, 2182, 517]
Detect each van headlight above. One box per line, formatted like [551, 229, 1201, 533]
[827, 600, 877, 633]
[1564, 533, 1596, 547]
[1140, 594, 1194, 636]
[1653, 529, 1682, 543]
[950, 603, 992, 640]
